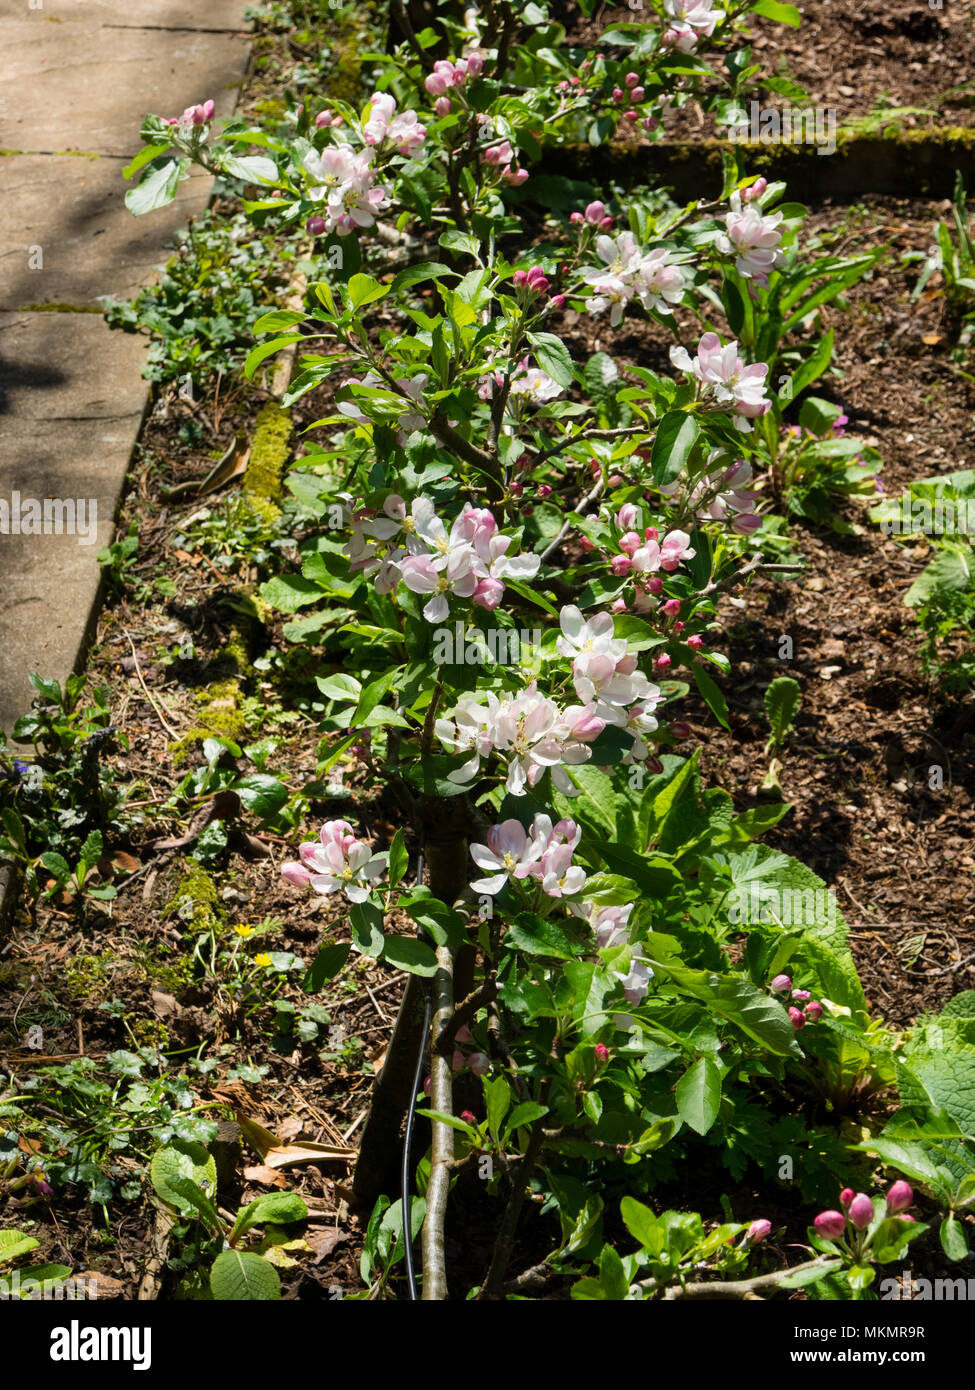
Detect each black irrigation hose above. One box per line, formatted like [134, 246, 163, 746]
[402, 840, 428, 1302]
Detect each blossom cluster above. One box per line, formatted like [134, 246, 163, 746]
[349, 497, 541, 624]
[813, 1183, 915, 1240]
[301, 144, 389, 236]
[424, 52, 484, 98]
[362, 92, 427, 156]
[164, 98, 215, 132]
[580, 901, 653, 1009]
[477, 356, 563, 408]
[716, 190, 784, 286]
[655, 457, 762, 535]
[470, 814, 587, 898]
[582, 232, 689, 326]
[281, 820, 385, 903]
[669, 332, 771, 429]
[769, 973, 824, 1030]
[661, 0, 724, 52]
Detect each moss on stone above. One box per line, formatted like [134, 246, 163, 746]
[165, 866, 222, 928]
[21, 302, 102, 313]
[245, 400, 292, 511]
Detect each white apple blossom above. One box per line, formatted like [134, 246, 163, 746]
[669, 332, 771, 427]
[716, 192, 784, 286]
[281, 820, 386, 903]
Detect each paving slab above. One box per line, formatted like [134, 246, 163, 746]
[13, 0, 251, 31]
[0, 157, 212, 309]
[0, 20, 249, 154]
[0, 312, 150, 730]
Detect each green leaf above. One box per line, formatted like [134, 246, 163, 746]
[505, 911, 585, 960]
[381, 935, 438, 976]
[303, 940, 350, 992]
[243, 333, 305, 380]
[220, 154, 278, 185]
[661, 965, 801, 1057]
[651, 411, 700, 486]
[233, 774, 288, 820]
[620, 1196, 660, 1251]
[210, 1250, 281, 1301]
[122, 142, 174, 180]
[529, 332, 575, 388]
[388, 828, 409, 891]
[168, 1176, 222, 1234]
[390, 261, 455, 295]
[349, 902, 385, 958]
[941, 1214, 969, 1261]
[765, 675, 801, 752]
[504, 1102, 549, 1136]
[675, 1056, 722, 1135]
[347, 273, 388, 311]
[259, 574, 325, 613]
[150, 1141, 217, 1216]
[598, 1243, 630, 1300]
[485, 1075, 511, 1140]
[691, 663, 730, 730]
[232, 1191, 308, 1240]
[0, 1230, 40, 1262]
[749, 0, 800, 24]
[39, 851, 71, 883]
[253, 309, 308, 334]
[125, 157, 188, 215]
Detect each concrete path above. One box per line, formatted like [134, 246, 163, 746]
[0, 0, 252, 738]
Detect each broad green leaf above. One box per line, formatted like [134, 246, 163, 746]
[381, 935, 437, 976]
[125, 157, 187, 215]
[303, 940, 350, 993]
[388, 828, 409, 890]
[233, 1192, 308, 1240]
[150, 1141, 217, 1216]
[765, 675, 801, 752]
[505, 911, 585, 960]
[675, 1056, 722, 1135]
[651, 411, 700, 486]
[210, 1249, 281, 1300]
[0, 1230, 40, 1262]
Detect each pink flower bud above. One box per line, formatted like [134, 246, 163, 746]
[647, 757, 664, 774]
[886, 1181, 913, 1215]
[467, 52, 484, 76]
[747, 1218, 772, 1243]
[508, 482, 524, 497]
[611, 598, 628, 613]
[315, 110, 332, 128]
[579, 537, 596, 552]
[584, 200, 606, 224]
[608, 474, 624, 488]
[686, 634, 703, 651]
[662, 598, 681, 617]
[814, 1210, 847, 1240]
[460, 1110, 477, 1125]
[435, 96, 452, 116]
[599, 215, 614, 229]
[594, 1043, 610, 1063]
[647, 575, 664, 595]
[425, 71, 449, 96]
[791, 989, 811, 1002]
[624, 110, 639, 122]
[804, 1001, 823, 1022]
[455, 1023, 472, 1044]
[612, 87, 624, 103]
[674, 621, 685, 633]
[451, 1049, 466, 1072]
[611, 554, 632, 576]
[423, 1075, 431, 1095]
[619, 531, 641, 556]
[788, 1006, 805, 1031]
[625, 72, 640, 87]
[529, 274, 550, 293]
[671, 721, 692, 739]
[848, 1193, 874, 1230]
[770, 975, 792, 994]
[655, 653, 671, 671]
[512, 269, 529, 288]
[469, 1051, 490, 1076]
[537, 484, 553, 499]
[743, 176, 767, 201]
[631, 86, 645, 102]
[281, 861, 312, 888]
[840, 1189, 854, 1209]
[331, 115, 344, 127]
[900, 1214, 917, 1223]
[550, 294, 566, 309]
[201, 99, 216, 120]
[643, 116, 658, 132]
[570, 211, 584, 224]
[305, 216, 327, 236]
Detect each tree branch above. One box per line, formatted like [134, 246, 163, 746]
[421, 943, 455, 1301]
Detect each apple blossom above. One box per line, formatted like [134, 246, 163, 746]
[848, 1193, 875, 1230]
[281, 820, 386, 903]
[886, 1181, 913, 1215]
[814, 1210, 847, 1240]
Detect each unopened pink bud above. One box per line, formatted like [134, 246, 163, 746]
[686, 634, 703, 651]
[455, 1023, 472, 1044]
[508, 482, 524, 497]
[570, 211, 584, 224]
[608, 474, 624, 488]
[840, 1188, 855, 1209]
[537, 484, 553, 499]
[512, 269, 529, 288]
[814, 1210, 847, 1240]
[425, 72, 449, 96]
[747, 1218, 772, 1243]
[624, 110, 639, 122]
[631, 86, 645, 102]
[469, 1051, 490, 1076]
[671, 721, 691, 739]
[460, 1110, 477, 1125]
[315, 109, 332, 128]
[848, 1193, 874, 1230]
[550, 293, 566, 309]
[435, 96, 452, 116]
[611, 554, 631, 576]
[612, 87, 624, 102]
[467, 52, 484, 76]
[791, 989, 811, 1003]
[647, 575, 663, 595]
[611, 597, 628, 613]
[646, 757, 664, 774]
[584, 200, 606, 224]
[579, 537, 595, 552]
[423, 1075, 431, 1095]
[451, 1049, 466, 1072]
[770, 975, 791, 994]
[594, 1043, 610, 1063]
[744, 176, 767, 201]
[599, 216, 614, 230]
[804, 1001, 823, 1022]
[306, 216, 327, 236]
[886, 1181, 913, 1215]
[201, 99, 216, 120]
[655, 653, 671, 671]
[625, 72, 640, 87]
[788, 1006, 805, 1031]
[662, 598, 680, 617]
